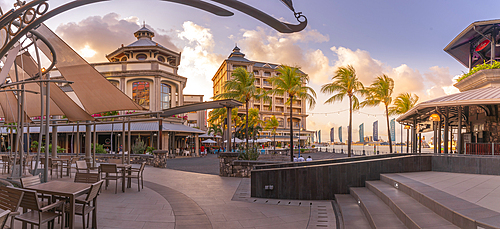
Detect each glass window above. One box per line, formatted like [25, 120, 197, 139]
[157, 56, 165, 62]
[136, 54, 147, 61]
[132, 81, 150, 109]
[278, 118, 284, 127]
[161, 83, 171, 109]
[110, 81, 119, 88]
[253, 70, 259, 75]
[264, 72, 271, 76]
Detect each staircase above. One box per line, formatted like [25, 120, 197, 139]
[336, 172, 500, 229]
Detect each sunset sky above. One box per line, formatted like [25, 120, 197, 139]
[3, 0, 500, 142]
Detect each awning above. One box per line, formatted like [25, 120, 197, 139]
[19, 122, 204, 134]
[397, 86, 500, 122]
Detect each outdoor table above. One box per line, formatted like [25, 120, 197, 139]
[24, 180, 93, 229]
[100, 163, 132, 192]
[51, 158, 70, 178]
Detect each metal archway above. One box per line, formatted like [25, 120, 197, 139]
[0, 0, 308, 58]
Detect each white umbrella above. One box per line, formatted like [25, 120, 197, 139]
[201, 139, 217, 144]
[257, 138, 272, 143]
[224, 137, 243, 143]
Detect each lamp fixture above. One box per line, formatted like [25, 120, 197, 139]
[429, 113, 441, 122]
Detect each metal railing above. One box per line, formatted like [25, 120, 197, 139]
[465, 143, 500, 155]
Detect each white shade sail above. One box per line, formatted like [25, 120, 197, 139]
[35, 23, 145, 114]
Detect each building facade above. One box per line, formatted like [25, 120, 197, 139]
[46, 26, 207, 153]
[212, 46, 312, 145]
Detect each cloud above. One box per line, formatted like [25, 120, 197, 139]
[55, 13, 178, 62]
[236, 27, 332, 84]
[177, 21, 225, 99]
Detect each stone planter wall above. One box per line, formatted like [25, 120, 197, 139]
[219, 152, 283, 177]
[152, 150, 168, 168]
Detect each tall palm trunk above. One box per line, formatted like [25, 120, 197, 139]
[289, 96, 294, 161]
[273, 128, 276, 153]
[348, 96, 352, 157]
[245, 100, 249, 152]
[385, 106, 393, 153]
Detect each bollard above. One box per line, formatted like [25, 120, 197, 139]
[363, 150, 365, 155]
[377, 151, 380, 155]
[341, 149, 344, 154]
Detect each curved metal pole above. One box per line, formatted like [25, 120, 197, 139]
[0, 0, 307, 58]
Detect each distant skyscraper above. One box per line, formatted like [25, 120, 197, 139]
[359, 123, 364, 143]
[318, 130, 321, 143]
[390, 118, 396, 141]
[373, 121, 379, 142]
[338, 126, 342, 143]
[330, 128, 334, 142]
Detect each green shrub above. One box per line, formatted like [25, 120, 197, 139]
[458, 61, 500, 82]
[146, 146, 155, 154]
[91, 143, 107, 154]
[132, 139, 147, 154]
[238, 146, 259, 160]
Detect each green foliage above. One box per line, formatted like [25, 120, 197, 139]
[238, 146, 259, 160]
[458, 61, 500, 82]
[37, 143, 66, 154]
[132, 139, 147, 154]
[277, 142, 282, 148]
[30, 141, 39, 152]
[91, 143, 107, 154]
[388, 93, 419, 115]
[146, 146, 155, 154]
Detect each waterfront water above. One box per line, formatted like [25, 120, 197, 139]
[317, 144, 434, 156]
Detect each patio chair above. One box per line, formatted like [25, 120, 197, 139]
[1, 156, 11, 174]
[126, 162, 146, 191]
[100, 164, 123, 194]
[40, 157, 58, 178]
[20, 175, 51, 204]
[74, 172, 101, 184]
[0, 210, 11, 229]
[76, 161, 99, 174]
[15, 189, 65, 229]
[61, 157, 78, 178]
[65, 180, 103, 229]
[0, 186, 24, 229]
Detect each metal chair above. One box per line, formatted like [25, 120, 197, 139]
[14, 188, 65, 229]
[100, 164, 123, 194]
[40, 157, 58, 178]
[0, 210, 11, 229]
[62, 157, 78, 178]
[74, 172, 101, 184]
[0, 186, 24, 229]
[126, 162, 146, 191]
[1, 156, 11, 174]
[65, 180, 103, 229]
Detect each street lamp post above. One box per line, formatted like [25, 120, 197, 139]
[430, 113, 441, 154]
[298, 124, 302, 158]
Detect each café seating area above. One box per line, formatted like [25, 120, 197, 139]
[0, 155, 147, 229]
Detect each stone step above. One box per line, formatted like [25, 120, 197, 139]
[335, 194, 371, 229]
[366, 180, 459, 229]
[350, 187, 407, 229]
[381, 173, 500, 229]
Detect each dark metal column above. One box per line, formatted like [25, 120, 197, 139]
[458, 106, 463, 154]
[412, 118, 417, 153]
[127, 119, 131, 164]
[419, 133, 422, 154]
[85, 121, 91, 163]
[226, 107, 232, 152]
[444, 107, 449, 154]
[122, 120, 126, 164]
[437, 119, 442, 154]
[491, 29, 498, 64]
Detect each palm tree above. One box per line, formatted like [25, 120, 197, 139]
[264, 115, 279, 152]
[268, 65, 316, 161]
[208, 123, 223, 148]
[361, 74, 395, 153]
[321, 65, 365, 157]
[214, 67, 265, 152]
[389, 93, 419, 153]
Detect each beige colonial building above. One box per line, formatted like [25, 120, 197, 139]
[47, 26, 206, 152]
[212, 46, 312, 145]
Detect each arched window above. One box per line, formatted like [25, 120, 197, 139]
[120, 57, 127, 61]
[157, 56, 165, 62]
[161, 83, 171, 109]
[132, 81, 150, 109]
[136, 54, 147, 61]
[110, 81, 119, 88]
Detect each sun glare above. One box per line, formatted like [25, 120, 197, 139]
[79, 45, 96, 58]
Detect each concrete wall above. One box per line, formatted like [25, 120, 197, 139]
[432, 154, 500, 175]
[251, 155, 432, 200]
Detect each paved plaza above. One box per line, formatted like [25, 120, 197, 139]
[2, 160, 337, 229]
